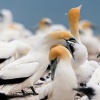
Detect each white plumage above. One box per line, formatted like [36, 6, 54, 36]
[0, 31, 74, 94]
[36, 45, 77, 100]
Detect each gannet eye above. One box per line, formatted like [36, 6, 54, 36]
[68, 38, 78, 43]
[44, 22, 52, 26]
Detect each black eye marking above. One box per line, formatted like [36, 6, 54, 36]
[68, 38, 77, 43]
[44, 22, 52, 26]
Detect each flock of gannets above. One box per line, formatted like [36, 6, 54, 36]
[0, 5, 99, 100]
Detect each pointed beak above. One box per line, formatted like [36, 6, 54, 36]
[90, 24, 100, 30]
[67, 41, 75, 59]
[66, 38, 78, 60]
[77, 4, 82, 10]
[50, 58, 57, 80]
[32, 23, 39, 32]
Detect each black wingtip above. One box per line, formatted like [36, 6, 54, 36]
[0, 92, 8, 100]
[0, 92, 34, 100]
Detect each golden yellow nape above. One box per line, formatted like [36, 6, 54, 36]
[39, 18, 52, 29]
[9, 24, 16, 29]
[49, 44, 70, 61]
[68, 5, 82, 43]
[82, 21, 92, 29]
[48, 30, 73, 40]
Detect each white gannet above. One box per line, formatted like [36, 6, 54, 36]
[0, 9, 32, 41]
[0, 31, 74, 95]
[79, 20, 96, 36]
[79, 20, 100, 55]
[36, 45, 77, 100]
[23, 18, 67, 46]
[67, 5, 99, 86]
[0, 40, 31, 70]
[0, 9, 13, 30]
[35, 17, 67, 35]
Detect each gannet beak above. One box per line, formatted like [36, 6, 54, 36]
[44, 21, 53, 26]
[66, 38, 78, 60]
[77, 4, 82, 10]
[90, 24, 100, 30]
[97, 53, 100, 58]
[50, 58, 57, 81]
[32, 23, 39, 32]
[67, 41, 75, 59]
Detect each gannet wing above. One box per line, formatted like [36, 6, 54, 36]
[0, 62, 39, 80]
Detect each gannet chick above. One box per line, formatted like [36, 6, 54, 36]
[36, 45, 77, 100]
[0, 31, 74, 95]
[68, 5, 99, 86]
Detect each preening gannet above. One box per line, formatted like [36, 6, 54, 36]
[36, 45, 77, 100]
[0, 31, 75, 96]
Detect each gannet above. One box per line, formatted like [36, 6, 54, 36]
[79, 20, 100, 55]
[0, 40, 31, 70]
[0, 9, 32, 41]
[23, 18, 67, 46]
[35, 18, 67, 35]
[36, 45, 77, 100]
[0, 31, 74, 95]
[67, 5, 99, 86]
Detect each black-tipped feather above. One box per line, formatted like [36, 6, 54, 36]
[0, 77, 28, 85]
[0, 56, 11, 64]
[0, 92, 34, 100]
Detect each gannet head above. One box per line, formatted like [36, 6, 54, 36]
[43, 30, 77, 48]
[47, 30, 74, 41]
[80, 20, 93, 29]
[67, 39, 88, 64]
[38, 18, 53, 29]
[68, 5, 82, 43]
[79, 20, 99, 34]
[1, 9, 13, 24]
[49, 45, 71, 80]
[49, 44, 71, 61]
[68, 5, 81, 24]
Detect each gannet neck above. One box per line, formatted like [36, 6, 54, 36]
[45, 31, 73, 40]
[68, 5, 82, 43]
